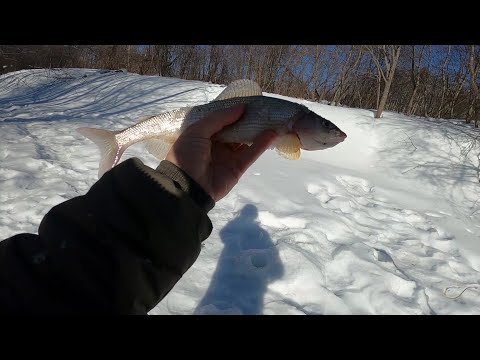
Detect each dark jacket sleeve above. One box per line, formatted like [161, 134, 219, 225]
[0, 158, 214, 315]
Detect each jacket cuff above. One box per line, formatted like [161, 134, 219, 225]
[109, 158, 213, 243]
[155, 160, 215, 213]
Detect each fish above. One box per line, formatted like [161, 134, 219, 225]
[77, 79, 347, 178]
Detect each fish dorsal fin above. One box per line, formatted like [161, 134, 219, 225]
[144, 137, 176, 160]
[213, 79, 263, 101]
[275, 134, 301, 160]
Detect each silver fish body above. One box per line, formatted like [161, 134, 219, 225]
[117, 96, 306, 147]
[77, 79, 347, 177]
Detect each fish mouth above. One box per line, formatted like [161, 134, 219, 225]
[299, 131, 347, 150]
[327, 132, 347, 147]
[334, 130, 347, 140]
[321, 130, 347, 146]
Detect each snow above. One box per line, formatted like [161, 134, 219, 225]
[1, 68, 480, 314]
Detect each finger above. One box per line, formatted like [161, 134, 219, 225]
[235, 130, 277, 174]
[185, 104, 245, 138]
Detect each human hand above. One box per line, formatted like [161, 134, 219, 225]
[165, 105, 277, 202]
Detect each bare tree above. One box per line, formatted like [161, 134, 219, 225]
[331, 46, 364, 106]
[365, 45, 402, 118]
[466, 45, 480, 127]
[446, 47, 469, 119]
[405, 45, 427, 115]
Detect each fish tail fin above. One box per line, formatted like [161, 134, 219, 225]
[77, 127, 124, 178]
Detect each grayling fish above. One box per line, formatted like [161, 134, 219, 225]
[77, 79, 347, 177]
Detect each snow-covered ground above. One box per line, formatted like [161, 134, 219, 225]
[1, 68, 480, 314]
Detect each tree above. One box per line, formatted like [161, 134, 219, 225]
[404, 45, 427, 116]
[365, 45, 402, 118]
[466, 45, 480, 127]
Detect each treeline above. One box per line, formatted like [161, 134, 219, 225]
[1, 45, 479, 125]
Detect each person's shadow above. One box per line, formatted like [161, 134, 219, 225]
[194, 204, 284, 315]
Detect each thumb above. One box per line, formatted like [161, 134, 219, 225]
[185, 104, 245, 138]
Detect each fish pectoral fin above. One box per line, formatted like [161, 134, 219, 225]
[213, 79, 263, 101]
[144, 137, 176, 160]
[275, 134, 301, 160]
